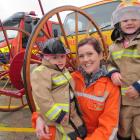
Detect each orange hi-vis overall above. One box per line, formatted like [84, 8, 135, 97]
[72, 71, 120, 140]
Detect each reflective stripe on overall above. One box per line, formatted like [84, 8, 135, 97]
[76, 91, 109, 102]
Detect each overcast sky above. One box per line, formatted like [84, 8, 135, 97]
[0, 0, 100, 21]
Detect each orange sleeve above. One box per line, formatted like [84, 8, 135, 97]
[32, 112, 56, 140]
[85, 85, 120, 140]
[32, 112, 39, 128]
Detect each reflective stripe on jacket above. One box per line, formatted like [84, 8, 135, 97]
[108, 34, 140, 106]
[72, 71, 120, 140]
[45, 103, 69, 121]
[52, 71, 72, 86]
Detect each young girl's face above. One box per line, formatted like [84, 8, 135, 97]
[120, 19, 140, 35]
[44, 54, 66, 70]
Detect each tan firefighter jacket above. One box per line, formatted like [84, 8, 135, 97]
[108, 33, 140, 106]
[31, 58, 84, 140]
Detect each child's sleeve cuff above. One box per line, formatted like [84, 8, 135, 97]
[55, 110, 67, 123]
[107, 70, 120, 78]
[32, 112, 39, 128]
[132, 80, 140, 94]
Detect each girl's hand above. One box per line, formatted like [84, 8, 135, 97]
[125, 86, 139, 99]
[36, 117, 52, 139]
[111, 72, 122, 86]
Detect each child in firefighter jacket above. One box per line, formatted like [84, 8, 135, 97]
[31, 38, 86, 140]
[108, 1, 140, 139]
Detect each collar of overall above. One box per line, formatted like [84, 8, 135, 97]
[78, 65, 108, 87]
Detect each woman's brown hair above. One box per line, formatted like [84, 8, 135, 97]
[78, 37, 102, 54]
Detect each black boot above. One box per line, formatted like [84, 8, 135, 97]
[117, 133, 131, 140]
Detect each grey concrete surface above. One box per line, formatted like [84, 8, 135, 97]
[0, 96, 37, 140]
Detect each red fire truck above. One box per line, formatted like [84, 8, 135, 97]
[0, 11, 61, 63]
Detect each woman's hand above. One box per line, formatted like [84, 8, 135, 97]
[36, 116, 52, 139]
[111, 72, 122, 86]
[125, 86, 139, 99]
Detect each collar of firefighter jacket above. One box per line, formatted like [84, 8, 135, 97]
[116, 32, 140, 43]
[115, 38, 140, 50]
[42, 58, 62, 71]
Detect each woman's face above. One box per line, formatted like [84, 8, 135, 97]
[120, 19, 140, 34]
[78, 44, 102, 74]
